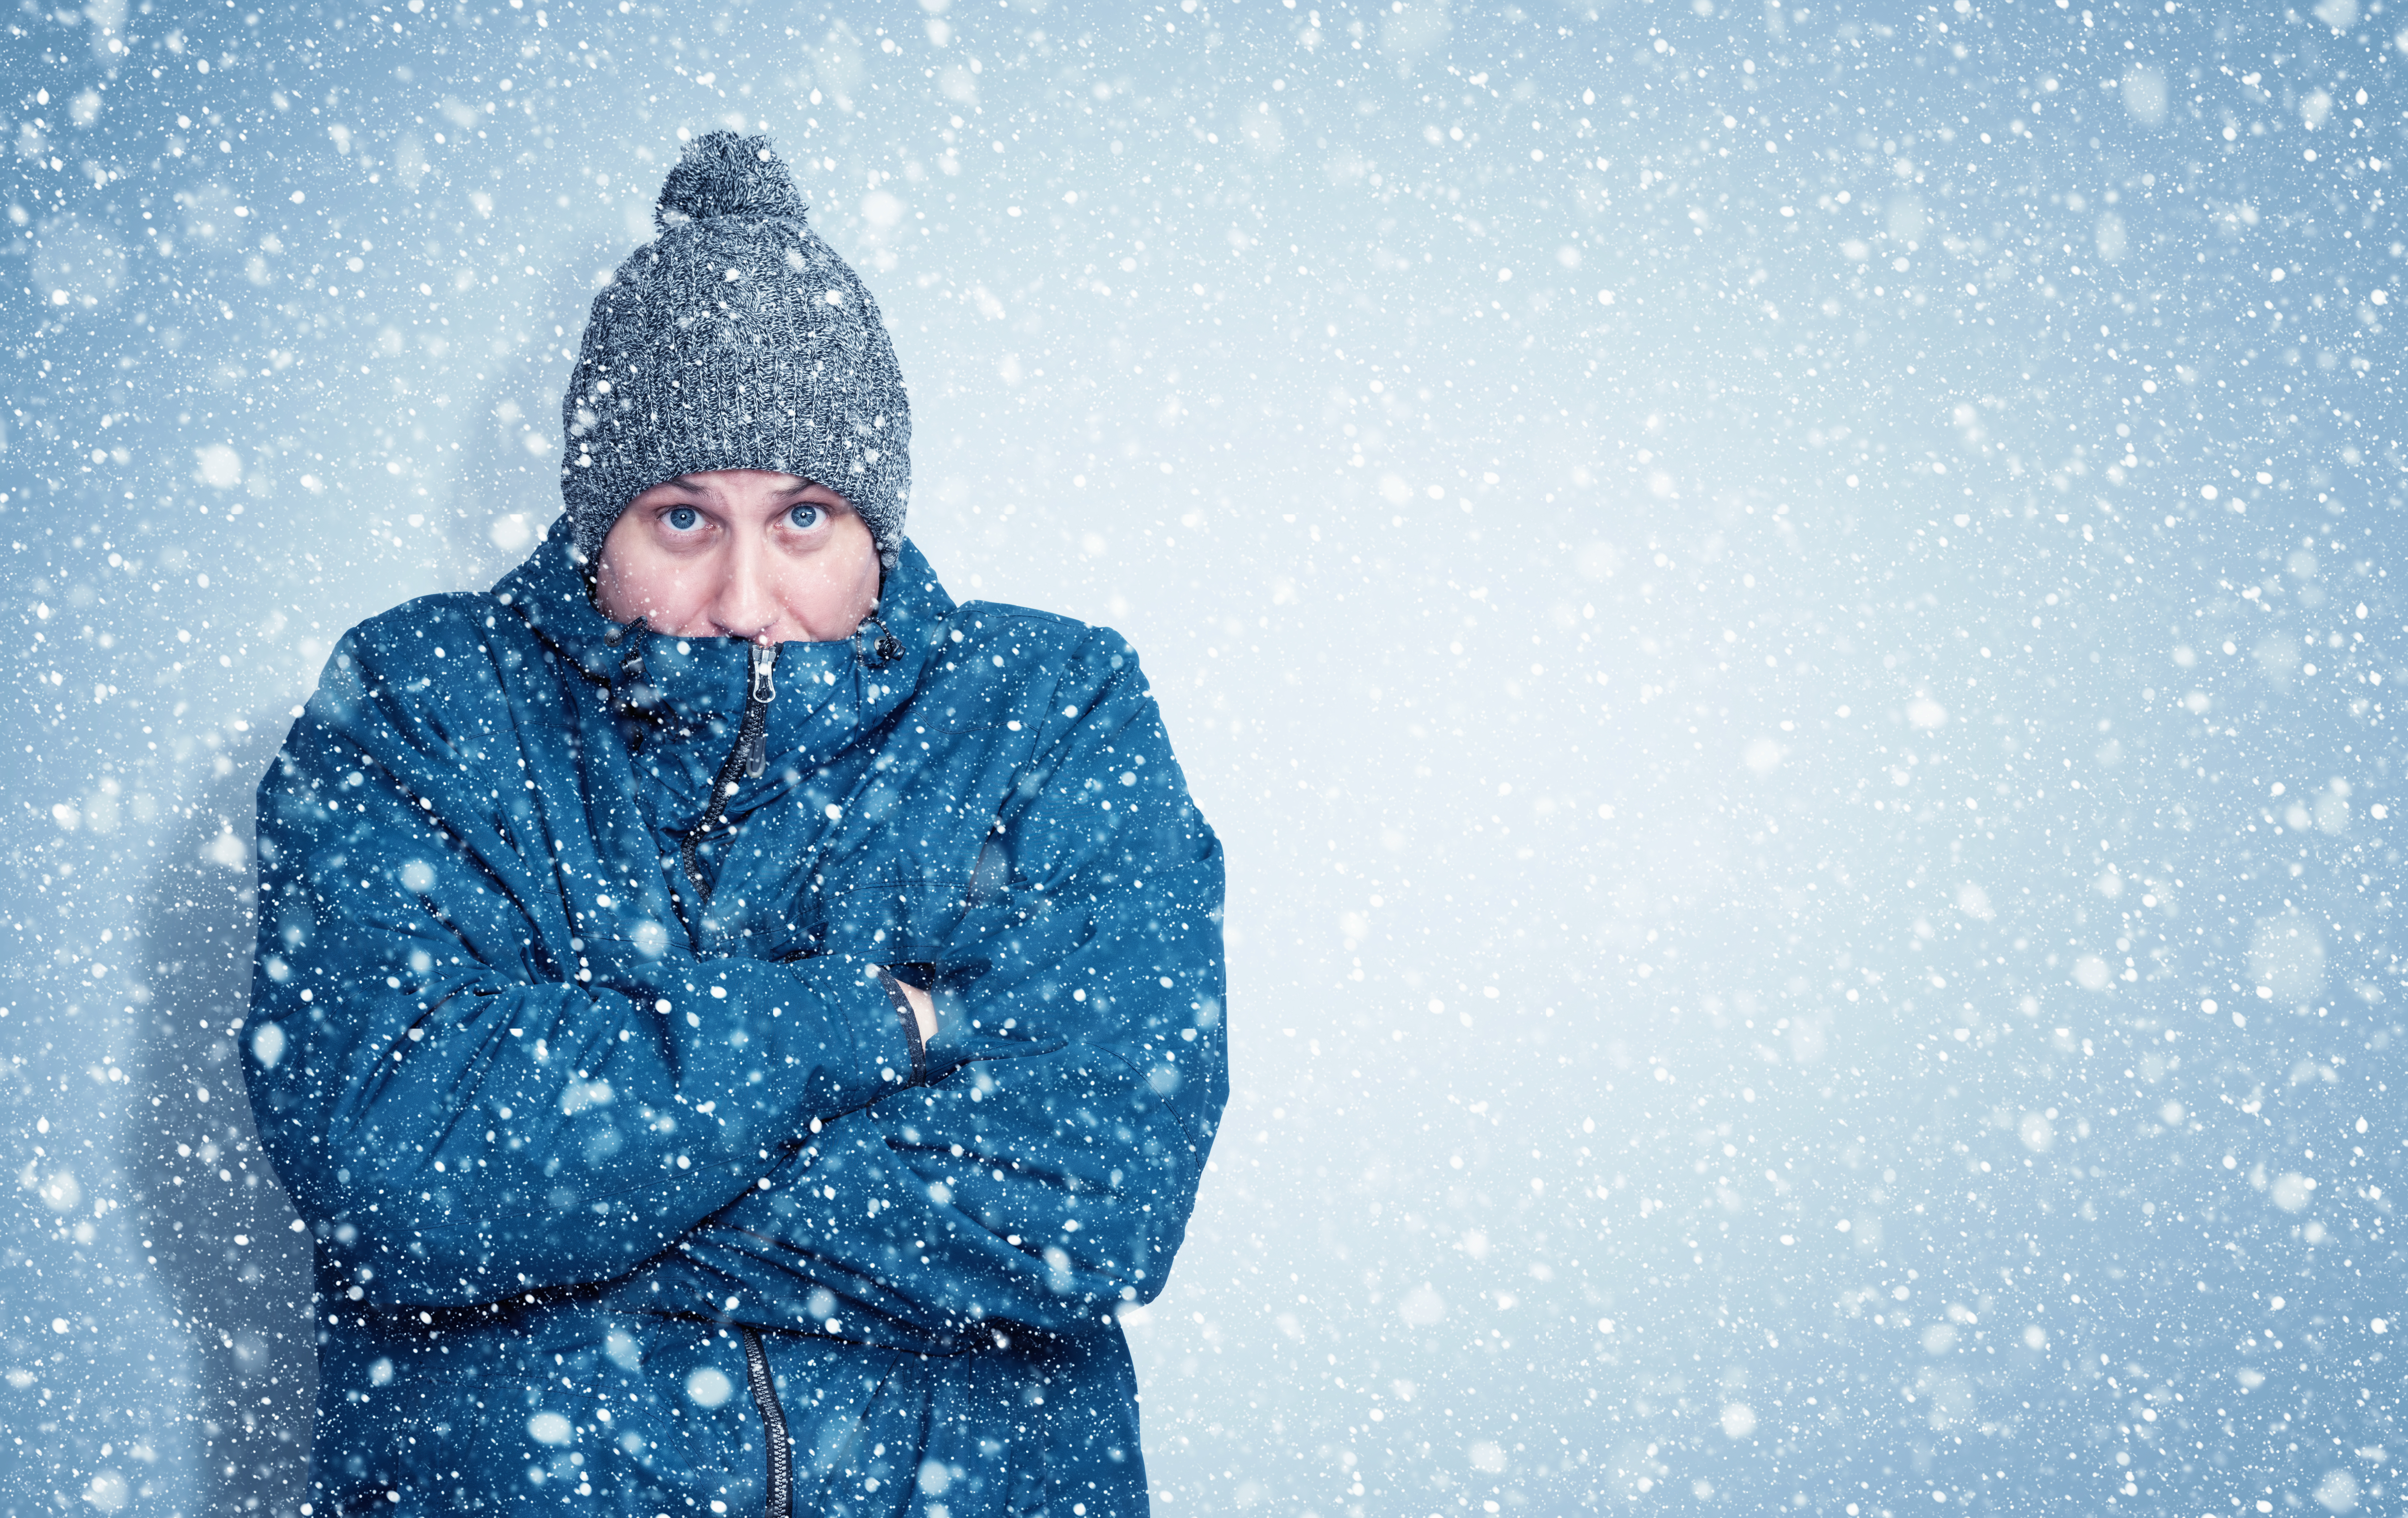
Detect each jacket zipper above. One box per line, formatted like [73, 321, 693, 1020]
[678, 641, 777, 901]
[739, 1328, 794, 1518]
[673, 645, 796, 1517]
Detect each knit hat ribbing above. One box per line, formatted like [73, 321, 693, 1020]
[559, 131, 911, 567]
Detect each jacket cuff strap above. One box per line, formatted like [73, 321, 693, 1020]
[875, 967, 927, 1085]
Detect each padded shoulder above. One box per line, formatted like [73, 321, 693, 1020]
[299, 590, 553, 775]
[340, 591, 529, 671]
[946, 600, 1145, 668]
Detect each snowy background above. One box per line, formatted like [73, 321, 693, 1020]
[5, 1, 2406, 1514]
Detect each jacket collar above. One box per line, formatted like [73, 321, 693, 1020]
[494, 511, 955, 760]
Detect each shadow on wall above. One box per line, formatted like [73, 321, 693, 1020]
[128, 713, 313, 1518]
[430, 250, 608, 588]
[432, 365, 569, 590]
[116, 227, 613, 1518]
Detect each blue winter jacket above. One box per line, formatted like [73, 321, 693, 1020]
[241, 517, 1228, 1517]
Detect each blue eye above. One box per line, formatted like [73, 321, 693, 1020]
[664, 506, 699, 531]
[787, 504, 823, 531]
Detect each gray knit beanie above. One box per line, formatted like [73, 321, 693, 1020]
[559, 131, 911, 567]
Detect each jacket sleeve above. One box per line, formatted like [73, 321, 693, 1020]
[240, 627, 918, 1309]
[655, 627, 1230, 1341]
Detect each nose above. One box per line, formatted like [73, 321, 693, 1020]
[707, 530, 780, 643]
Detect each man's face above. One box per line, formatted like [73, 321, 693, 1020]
[593, 468, 880, 643]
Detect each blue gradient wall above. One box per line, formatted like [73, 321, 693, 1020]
[3, 2, 2402, 1514]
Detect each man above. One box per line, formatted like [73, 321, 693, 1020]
[242, 130, 1228, 1518]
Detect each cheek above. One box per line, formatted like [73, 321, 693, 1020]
[773, 558, 842, 608]
[774, 534, 877, 622]
[600, 544, 699, 618]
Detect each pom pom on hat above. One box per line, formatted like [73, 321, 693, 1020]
[655, 130, 807, 229]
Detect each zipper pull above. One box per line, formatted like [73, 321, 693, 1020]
[738, 643, 776, 779]
[750, 641, 778, 705]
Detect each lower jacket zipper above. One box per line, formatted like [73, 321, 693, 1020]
[678, 641, 777, 900]
[739, 1327, 794, 1518]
